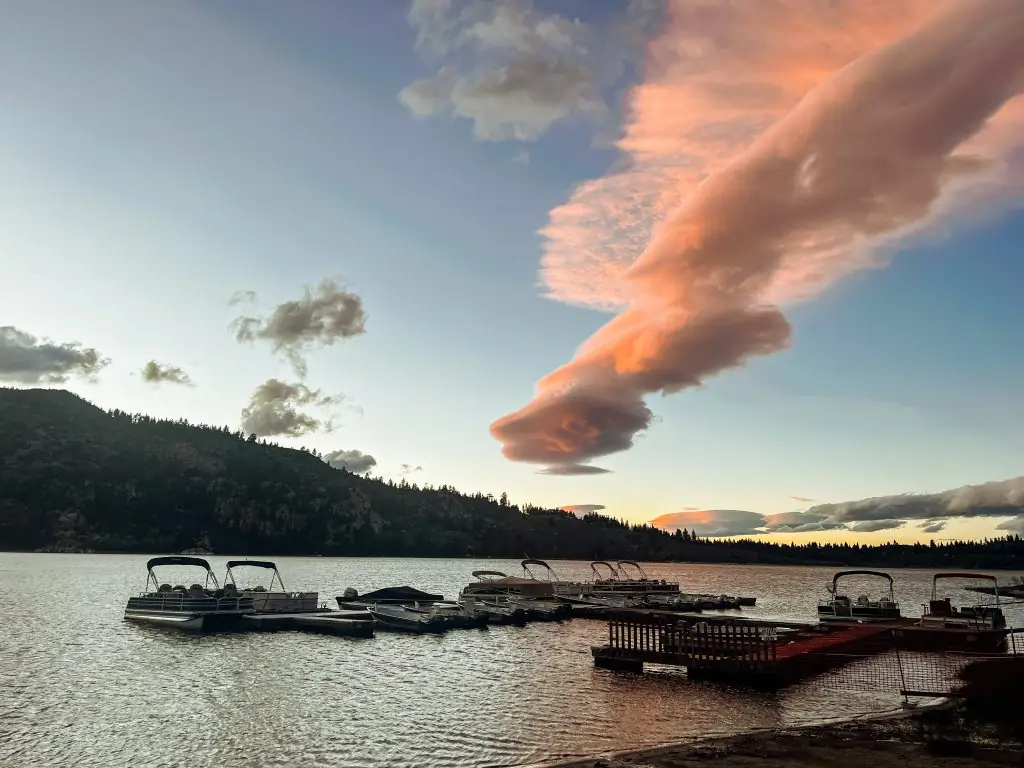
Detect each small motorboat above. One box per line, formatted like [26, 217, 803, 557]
[817, 570, 902, 623]
[223, 559, 320, 614]
[365, 604, 447, 634]
[424, 601, 489, 629]
[124, 556, 254, 631]
[337, 585, 445, 610]
[459, 597, 528, 625]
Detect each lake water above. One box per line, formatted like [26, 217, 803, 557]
[2, 554, 1020, 768]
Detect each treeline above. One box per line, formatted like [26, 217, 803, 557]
[1, 387, 1022, 569]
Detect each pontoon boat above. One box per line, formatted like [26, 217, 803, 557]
[124, 556, 254, 631]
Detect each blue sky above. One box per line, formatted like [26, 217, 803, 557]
[2, 0, 1023, 543]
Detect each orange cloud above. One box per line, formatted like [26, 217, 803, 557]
[493, 0, 1024, 472]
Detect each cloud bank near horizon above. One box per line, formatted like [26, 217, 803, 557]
[491, 0, 1024, 474]
[651, 475, 1024, 537]
[560, 503, 606, 518]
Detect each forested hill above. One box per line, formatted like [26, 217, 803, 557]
[1, 387, 1022, 569]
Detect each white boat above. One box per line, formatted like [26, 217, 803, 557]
[223, 559, 320, 614]
[459, 567, 570, 619]
[817, 570, 902, 622]
[124, 556, 254, 631]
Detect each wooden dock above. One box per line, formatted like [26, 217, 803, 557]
[592, 610, 896, 686]
[243, 610, 374, 638]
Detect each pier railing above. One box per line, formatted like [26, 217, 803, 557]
[602, 611, 779, 673]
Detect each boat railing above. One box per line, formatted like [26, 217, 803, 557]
[134, 592, 255, 613]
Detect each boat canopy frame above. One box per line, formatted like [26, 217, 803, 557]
[521, 558, 559, 581]
[470, 570, 508, 580]
[826, 570, 896, 600]
[224, 560, 286, 592]
[143, 556, 219, 593]
[616, 560, 650, 580]
[591, 561, 619, 580]
[932, 572, 1000, 603]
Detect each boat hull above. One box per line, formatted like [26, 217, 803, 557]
[366, 607, 447, 634]
[124, 595, 254, 632]
[892, 626, 1009, 653]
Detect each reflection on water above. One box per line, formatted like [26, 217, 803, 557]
[1, 554, 1018, 767]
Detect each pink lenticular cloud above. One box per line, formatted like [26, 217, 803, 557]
[493, 0, 1024, 473]
[540, 0, 942, 311]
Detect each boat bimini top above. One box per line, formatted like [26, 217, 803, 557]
[143, 556, 220, 593]
[223, 560, 287, 593]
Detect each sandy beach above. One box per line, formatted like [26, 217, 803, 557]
[543, 709, 1021, 768]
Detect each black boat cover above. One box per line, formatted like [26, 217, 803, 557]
[146, 556, 213, 571]
[354, 585, 443, 603]
[225, 560, 278, 570]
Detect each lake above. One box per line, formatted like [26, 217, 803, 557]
[2, 554, 1020, 767]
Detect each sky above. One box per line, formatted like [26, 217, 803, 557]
[2, 0, 1024, 544]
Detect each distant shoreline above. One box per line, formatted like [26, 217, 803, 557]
[4, 550, 1023, 572]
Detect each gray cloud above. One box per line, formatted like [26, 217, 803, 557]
[996, 515, 1024, 534]
[240, 379, 341, 437]
[560, 504, 606, 517]
[791, 495, 816, 503]
[140, 360, 193, 386]
[399, 0, 662, 142]
[805, 476, 1024, 525]
[848, 519, 905, 534]
[0, 326, 109, 384]
[232, 279, 366, 377]
[324, 449, 377, 474]
[650, 476, 1024, 538]
[538, 463, 611, 476]
[400, 463, 424, 475]
[651, 509, 764, 538]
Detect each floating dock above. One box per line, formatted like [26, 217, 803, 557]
[243, 610, 374, 637]
[592, 610, 896, 686]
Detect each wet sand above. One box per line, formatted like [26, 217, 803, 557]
[544, 710, 1021, 768]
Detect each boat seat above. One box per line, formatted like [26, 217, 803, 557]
[157, 584, 173, 593]
[253, 586, 267, 592]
